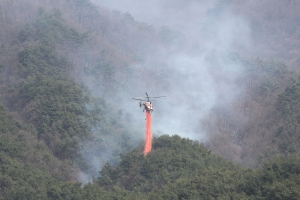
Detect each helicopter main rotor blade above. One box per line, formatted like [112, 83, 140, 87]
[148, 96, 167, 98]
[132, 98, 147, 101]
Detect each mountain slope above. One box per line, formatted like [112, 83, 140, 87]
[0, 0, 300, 199]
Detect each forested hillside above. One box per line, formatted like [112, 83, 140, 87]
[1, 0, 300, 199]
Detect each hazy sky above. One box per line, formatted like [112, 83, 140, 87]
[92, 0, 214, 28]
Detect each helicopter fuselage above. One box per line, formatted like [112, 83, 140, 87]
[133, 92, 165, 113]
[140, 101, 153, 112]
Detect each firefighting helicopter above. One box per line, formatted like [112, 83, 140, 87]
[132, 92, 166, 113]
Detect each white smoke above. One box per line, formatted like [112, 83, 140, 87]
[87, 0, 252, 139]
[78, 0, 253, 181]
[89, 0, 252, 140]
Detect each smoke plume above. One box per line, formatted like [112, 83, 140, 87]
[79, 0, 253, 181]
[90, 0, 251, 140]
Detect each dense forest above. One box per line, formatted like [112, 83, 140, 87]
[1, 0, 300, 199]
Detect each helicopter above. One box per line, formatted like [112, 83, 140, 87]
[132, 92, 166, 113]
